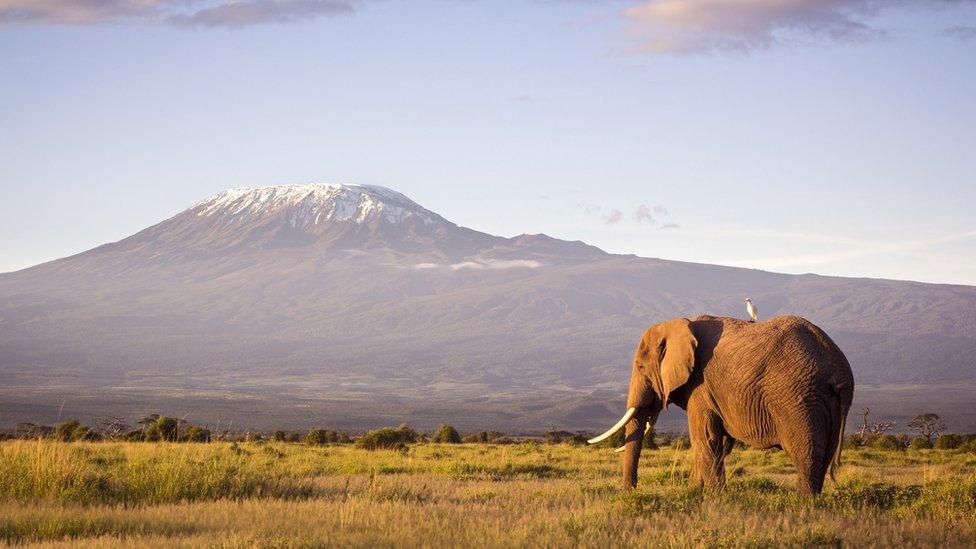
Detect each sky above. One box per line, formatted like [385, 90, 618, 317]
[1, 0, 975, 284]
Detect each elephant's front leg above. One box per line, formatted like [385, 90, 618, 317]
[688, 407, 729, 490]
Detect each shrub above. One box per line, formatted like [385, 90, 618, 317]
[545, 430, 588, 445]
[122, 429, 145, 441]
[356, 424, 419, 450]
[461, 431, 509, 444]
[52, 420, 97, 442]
[568, 432, 589, 446]
[843, 434, 864, 449]
[909, 435, 933, 450]
[182, 425, 211, 442]
[144, 417, 179, 442]
[304, 429, 341, 445]
[935, 434, 961, 449]
[272, 430, 287, 442]
[545, 430, 575, 444]
[15, 423, 51, 439]
[432, 424, 462, 444]
[869, 434, 903, 451]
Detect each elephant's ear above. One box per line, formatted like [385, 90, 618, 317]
[659, 318, 698, 408]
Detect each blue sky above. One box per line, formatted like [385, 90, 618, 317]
[1, 0, 975, 284]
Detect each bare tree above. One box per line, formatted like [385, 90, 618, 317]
[98, 417, 130, 440]
[908, 413, 946, 443]
[856, 408, 893, 444]
[859, 408, 871, 439]
[867, 420, 894, 437]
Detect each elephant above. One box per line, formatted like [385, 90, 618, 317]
[588, 315, 854, 494]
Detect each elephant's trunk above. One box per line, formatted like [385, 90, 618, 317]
[621, 410, 646, 488]
[621, 406, 660, 488]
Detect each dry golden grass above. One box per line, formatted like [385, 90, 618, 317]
[1, 440, 974, 547]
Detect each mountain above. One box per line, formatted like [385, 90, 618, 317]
[2, 184, 975, 432]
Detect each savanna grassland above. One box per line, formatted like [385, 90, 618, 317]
[1, 440, 975, 548]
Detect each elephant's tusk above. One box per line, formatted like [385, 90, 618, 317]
[613, 423, 652, 452]
[587, 407, 637, 444]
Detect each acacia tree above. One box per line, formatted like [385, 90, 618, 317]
[908, 413, 946, 443]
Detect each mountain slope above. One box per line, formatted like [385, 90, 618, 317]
[1, 184, 974, 430]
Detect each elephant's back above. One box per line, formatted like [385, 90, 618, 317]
[700, 315, 854, 393]
[758, 316, 855, 403]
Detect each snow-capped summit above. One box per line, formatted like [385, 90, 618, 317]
[102, 182, 493, 257]
[195, 184, 444, 229]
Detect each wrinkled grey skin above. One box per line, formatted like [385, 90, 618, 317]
[620, 315, 854, 494]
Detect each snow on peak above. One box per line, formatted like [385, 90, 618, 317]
[195, 184, 442, 228]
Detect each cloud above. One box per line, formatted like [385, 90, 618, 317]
[591, 203, 672, 226]
[724, 228, 976, 269]
[412, 259, 544, 271]
[0, 0, 357, 27]
[633, 204, 655, 224]
[169, 0, 353, 28]
[0, 0, 166, 24]
[603, 209, 624, 225]
[621, 0, 975, 54]
[659, 222, 679, 230]
[944, 25, 976, 41]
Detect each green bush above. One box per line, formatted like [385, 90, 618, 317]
[355, 424, 419, 450]
[122, 429, 145, 441]
[545, 430, 574, 444]
[544, 430, 588, 445]
[52, 420, 97, 442]
[431, 424, 461, 444]
[144, 417, 179, 442]
[935, 434, 961, 449]
[909, 435, 933, 450]
[935, 434, 976, 450]
[869, 434, 903, 451]
[461, 431, 508, 444]
[182, 425, 211, 442]
[843, 434, 864, 449]
[568, 432, 589, 446]
[304, 429, 342, 445]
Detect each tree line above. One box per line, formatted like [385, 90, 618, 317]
[4, 411, 975, 452]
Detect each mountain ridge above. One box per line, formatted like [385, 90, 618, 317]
[1, 183, 975, 430]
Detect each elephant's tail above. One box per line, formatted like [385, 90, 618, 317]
[828, 384, 852, 483]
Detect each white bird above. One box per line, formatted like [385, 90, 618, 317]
[744, 298, 758, 322]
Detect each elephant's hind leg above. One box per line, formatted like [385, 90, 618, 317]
[688, 408, 730, 490]
[778, 409, 831, 495]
